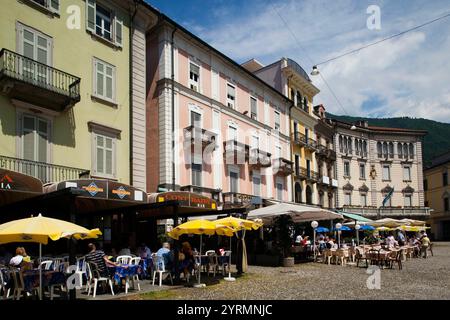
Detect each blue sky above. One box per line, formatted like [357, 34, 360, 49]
[146, 0, 450, 122]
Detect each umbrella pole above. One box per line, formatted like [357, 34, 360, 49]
[39, 243, 42, 300]
[224, 234, 235, 281]
[194, 234, 205, 288]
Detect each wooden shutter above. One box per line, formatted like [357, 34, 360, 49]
[86, 0, 96, 33]
[49, 0, 60, 13]
[114, 15, 123, 47]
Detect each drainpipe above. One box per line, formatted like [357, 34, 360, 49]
[129, 1, 139, 186]
[287, 76, 295, 202]
[171, 27, 177, 191]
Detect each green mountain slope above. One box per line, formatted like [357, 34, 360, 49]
[326, 114, 450, 166]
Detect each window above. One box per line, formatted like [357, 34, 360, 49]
[296, 91, 302, 107]
[294, 155, 300, 176]
[403, 144, 408, 159]
[344, 193, 351, 206]
[389, 142, 394, 158]
[403, 166, 411, 181]
[319, 193, 324, 207]
[339, 136, 343, 153]
[382, 142, 388, 158]
[404, 194, 412, 207]
[274, 111, 280, 131]
[22, 115, 50, 168]
[382, 165, 391, 181]
[191, 163, 202, 187]
[409, 143, 414, 159]
[189, 62, 200, 92]
[276, 182, 283, 201]
[252, 175, 261, 196]
[93, 58, 116, 102]
[190, 110, 201, 128]
[93, 133, 116, 178]
[377, 142, 382, 158]
[306, 159, 311, 177]
[303, 97, 308, 112]
[344, 161, 350, 177]
[293, 122, 298, 136]
[29, 0, 59, 13]
[359, 163, 366, 179]
[360, 194, 367, 207]
[443, 172, 448, 186]
[397, 143, 403, 158]
[226, 84, 235, 109]
[86, 0, 123, 47]
[444, 197, 449, 212]
[275, 145, 282, 160]
[250, 97, 258, 120]
[17, 24, 52, 83]
[229, 170, 239, 193]
[424, 179, 428, 191]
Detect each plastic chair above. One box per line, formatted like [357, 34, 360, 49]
[86, 262, 114, 298]
[128, 257, 141, 292]
[0, 269, 11, 299]
[207, 253, 219, 277]
[152, 254, 173, 287]
[116, 255, 132, 265]
[220, 251, 231, 275]
[39, 260, 53, 271]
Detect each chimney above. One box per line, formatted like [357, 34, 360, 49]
[356, 120, 368, 128]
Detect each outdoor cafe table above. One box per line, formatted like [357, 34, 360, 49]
[22, 270, 66, 293]
[108, 264, 142, 285]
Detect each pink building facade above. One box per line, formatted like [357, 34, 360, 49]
[146, 21, 293, 207]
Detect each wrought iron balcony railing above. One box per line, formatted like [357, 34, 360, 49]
[294, 166, 318, 182]
[292, 132, 317, 150]
[183, 125, 218, 149]
[0, 155, 90, 184]
[0, 49, 81, 111]
[274, 158, 293, 176]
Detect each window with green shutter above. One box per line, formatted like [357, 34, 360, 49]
[86, 0, 123, 47]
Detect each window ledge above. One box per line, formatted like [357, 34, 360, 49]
[90, 174, 118, 181]
[359, 178, 366, 181]
[87, 31, 122, 50]
[403, 180, 412, 183]
[21, 0, 60, 17]
[91, 95, 118, 108]
[382, 179, 392, 182]
[88, 121, 122, 139]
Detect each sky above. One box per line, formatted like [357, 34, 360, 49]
[146, 0, 450, 123]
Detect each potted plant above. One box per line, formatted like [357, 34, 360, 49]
[273, 214, 295, 267]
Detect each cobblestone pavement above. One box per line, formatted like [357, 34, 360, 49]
[129, 242, 450, 300]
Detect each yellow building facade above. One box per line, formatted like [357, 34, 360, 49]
[0, 0, 140, 185]
[425, 152, 450, 240]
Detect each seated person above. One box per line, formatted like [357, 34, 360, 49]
[118, 246, 132, 256]
[300, 236, 310, 247]
[179, 242, 195, 280]
[0, 247, 13, 266]
[156, 242, 174, 270]
[85, 243, 118, 277]
[9, 247, 25, 267]
[20, 247, 31, 263]
[138, 243, 152, 260]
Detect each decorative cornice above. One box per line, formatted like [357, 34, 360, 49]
[381, 184, 393, 194]
[359, 184, 369, 193]
[343, 182, 354, 191]
[402, 185, 415, 194]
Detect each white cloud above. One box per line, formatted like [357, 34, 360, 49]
[188, 0, 450, 122]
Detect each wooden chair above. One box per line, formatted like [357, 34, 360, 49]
[322, 249, 333, 265]
[335, 249, 349, 266]
[388, 249, 403, 270]
[355, 247, 368, 268]
[367, 249, 380, 266]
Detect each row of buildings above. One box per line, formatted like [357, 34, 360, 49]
[0, 0, 431, 234]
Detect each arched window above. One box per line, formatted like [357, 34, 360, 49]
[359, 140, 363, 156]
[377, 142, 382, 158]
[363, 140, 367, 156]
[295, 183, 302, 203]
[339, 135, 343, 153]
[296, 91, 302, 107]
[290, 89, 295, 101]
[343, 137, 348, 153]
[348, 137, 353, 154]
[306, 185, 313, 205]
[409, 143, 414, 159]
[398, 143, 403, 158]
[303, 97, 308, 110]
[382, 142, 388, 158]
[389, 142, 394, 158]
[403, 144, 408, 159]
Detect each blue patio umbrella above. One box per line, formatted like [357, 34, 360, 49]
[332, 225, 351, 231]
[315, 227, 329, 233]
[359, 225, 375, 231]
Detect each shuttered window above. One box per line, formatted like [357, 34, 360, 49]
[86, 0, 123, 47]
[93, 58, 116, 102]
[93, 133, 116, 178]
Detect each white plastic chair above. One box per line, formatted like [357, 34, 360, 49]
[128, 257, 141, 292]
[221, 251, 231, 275]
[86, 262, 114, 298]
[207, 253, 219, 277]
[152, 254, 173, 287]
[39, 260, 54, 271]
[0, 269, 11, 299]
[116, 255, 132, 265]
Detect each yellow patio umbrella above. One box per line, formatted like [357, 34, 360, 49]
[399, 225, 430, 232]
[167, 219, 235, 288]
[213, 217, 263, 281]
[0, 214, 102, 299]
[376, 226, 393, 231]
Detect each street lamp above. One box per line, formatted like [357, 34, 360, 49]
[355, 224, 361, 246]
[336, 223, 342, 248]
[311, 220, 318, 261]
[310, 65, 320, 76]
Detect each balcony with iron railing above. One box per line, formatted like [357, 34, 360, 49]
[274, 158, 293, 176]
[0, 49, 81, 112]
[248, 148, 272, 170]
[316, 144, 337, 161]
[222, 192, 262, 208]
[292, 132, 317, 151]
[179, 185, 222, 203]
[183, 125, 218, 150]
[223, 140, 249, 165]
[294, 166, 318, 182]
[0, 155, 90, 184]
[342, 205, 431, 218]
